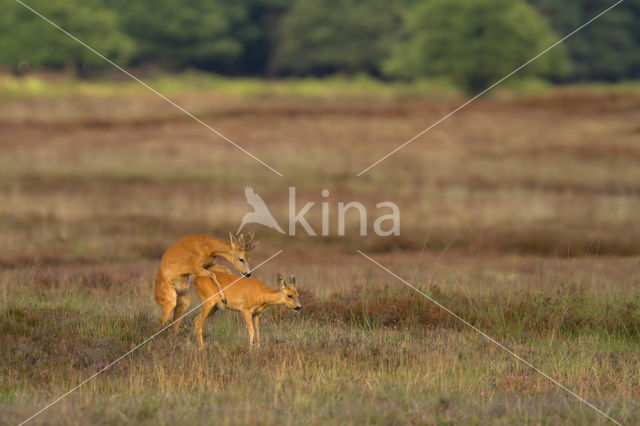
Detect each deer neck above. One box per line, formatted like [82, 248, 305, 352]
[261, 289, 283, 306]
[209, 240, 233, 262]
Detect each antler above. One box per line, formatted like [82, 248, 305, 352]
[239, 232, 259, 252]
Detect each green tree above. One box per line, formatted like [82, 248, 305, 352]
[0, 0, 133, 73]
[111, 0, 244, 71]
[229, 0, 293, 76]
[528, 0, 640, 81]
[275, 0, 405, 76]
[386, 0, 571, 92]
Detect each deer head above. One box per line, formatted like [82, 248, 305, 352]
[229, 232, 259, 277]
[277, 273, 301, 312]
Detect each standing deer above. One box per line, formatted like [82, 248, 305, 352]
[192, 272, 301, 348]
[154, 232, 259, 331]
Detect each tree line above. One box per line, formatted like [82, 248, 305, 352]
[1, 0, 638, 91]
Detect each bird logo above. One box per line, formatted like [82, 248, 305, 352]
[237, 186, 285, 234]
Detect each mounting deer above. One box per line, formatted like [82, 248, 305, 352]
[154, 232, 259, 330]
[192, 272, 301, 348]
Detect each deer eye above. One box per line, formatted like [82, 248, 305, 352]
[287, 294, 293, 299]
[238, 258, 244, 263]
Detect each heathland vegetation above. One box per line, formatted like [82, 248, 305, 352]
[1, 77, 639, 423]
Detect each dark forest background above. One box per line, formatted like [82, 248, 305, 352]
[1, 0, 639, 90]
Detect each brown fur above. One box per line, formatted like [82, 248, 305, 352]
[192, 272, 301, 348]
[154, 233, 257, 331]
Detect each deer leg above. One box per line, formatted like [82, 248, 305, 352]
[194, 267, 227, 305]
[243, 310, 255, 347]
[196, 301, 218, 349]
[185, 273, 195, 289]
[155, 273, 177, 327]
[171, 291, 191, 334]
[252, 314, 261, 348]
[160, 300, 176, 327]
[158, 288, 177, 328]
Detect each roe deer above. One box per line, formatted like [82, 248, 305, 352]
[154, 232, 258, 331]
[192, 272, 301, 348]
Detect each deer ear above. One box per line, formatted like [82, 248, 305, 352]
[276, 273, 285, 288]
[290, 275, 296, 285]
[229, 232, 238, 248]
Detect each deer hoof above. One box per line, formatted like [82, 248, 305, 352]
[222, 299, 227, 305]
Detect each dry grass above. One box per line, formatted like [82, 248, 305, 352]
[1, 75, 639, 424]
[1, 263, 639, 425]
[1, 80, 639, 259]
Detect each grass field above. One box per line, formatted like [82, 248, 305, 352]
[1, 74, 639, 424]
